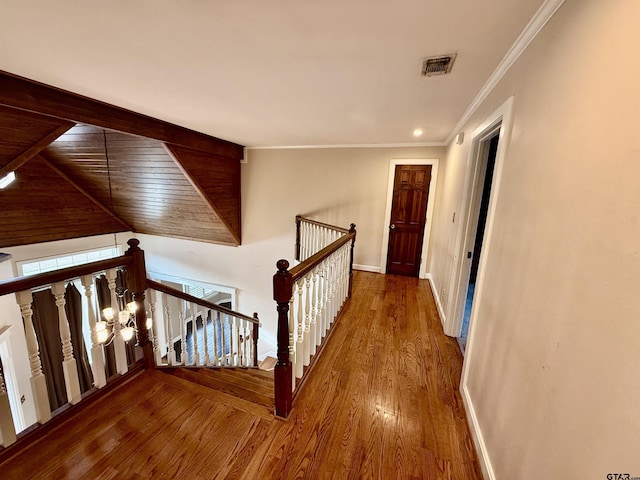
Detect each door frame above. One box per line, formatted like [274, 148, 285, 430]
[379, 158, 439, 279]
[444, 96, 514, 338]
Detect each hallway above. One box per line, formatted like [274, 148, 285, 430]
[1, 272, 481, 479]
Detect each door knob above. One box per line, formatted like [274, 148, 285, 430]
[390, 224, 396, 230]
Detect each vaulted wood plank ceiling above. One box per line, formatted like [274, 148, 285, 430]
[0, 71, 244, 249]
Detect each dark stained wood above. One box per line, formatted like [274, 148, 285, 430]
[0, 272, 482, 479]
[147, 279, 259, 323]
[0, 105, 73, 170]
[0, 121, 73, 178]
[124, 239, 154, 369]
[165, 144, 242, 244]
[43, 125, 239, 246]
[163, 367, 274, 410]
[0, 361, 145, 469]
[39, 153, 134, 231]
[0, 156, 128, 248]
[386, 164, 432, 277]
[289, 230, 355, 281]
[0, 70, 244, 159]
[274, 219, 357, 417]
[0, 254, 132, 296]
[273, 259, 293, 418]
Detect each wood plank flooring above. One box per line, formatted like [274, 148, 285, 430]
[0, 272, 481, 479]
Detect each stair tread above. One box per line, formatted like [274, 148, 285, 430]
[199, 369, 274, 395]
[163, 367, 274, 410]
[151, 370, 273, 420]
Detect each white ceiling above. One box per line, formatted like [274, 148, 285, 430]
[0, 0, 544, 147]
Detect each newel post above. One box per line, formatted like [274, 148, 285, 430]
[125, 239, 154, 370]
[252, 313, 260, 368]
[295, 215, 302, 261]
[273, 259, 293, 418]
[348, 223, 357, 299]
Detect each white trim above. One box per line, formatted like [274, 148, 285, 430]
[457, 96, 515, 479]
[461, 383, 496, 480]
[379, 159, 439, 279]
[353, 264, 380, 273]
[246, 142, 446, 150]
[426, 274, 446, 328]
[147, 271, 238, 311]
[445, 96, 514, 337]
[445, 0, 565, 144]
[0, 325, 25, 433]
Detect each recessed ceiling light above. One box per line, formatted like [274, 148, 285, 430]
[413, 129, 423, 137]
[0, 171, 16, 189]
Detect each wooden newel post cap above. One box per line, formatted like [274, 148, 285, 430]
[349, 223, 356, 233]
[276, 259, 290, 272]
[127, 238, 141, 251]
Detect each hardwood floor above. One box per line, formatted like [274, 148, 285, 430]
[0, 272, 481, 479]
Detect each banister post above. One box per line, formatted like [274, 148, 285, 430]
[348, 223, 356, 299]
[125, 238, 154, 370]
[295, 215, 302, 261]
[273, 259, 293, 418]
[252, 313, 259, 367]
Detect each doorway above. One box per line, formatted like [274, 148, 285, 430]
[444, 97, 514, 357]
[458, 134, 499, 353]
[380, 159, 439, 279]
[386, 165, 432, 276]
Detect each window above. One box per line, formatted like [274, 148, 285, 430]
[17, 247, 120, 276]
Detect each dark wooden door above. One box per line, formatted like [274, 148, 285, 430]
[386, 165, 432, 277]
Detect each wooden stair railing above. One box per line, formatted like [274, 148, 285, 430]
[0, 238, 261, 463]
[0, 239, 151, 458]
[146, 280, 259, 369]
[273, 215, 356, 418]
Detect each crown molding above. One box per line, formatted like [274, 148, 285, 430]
[246, 142, 446, 150]
[445, 0, 566, 145]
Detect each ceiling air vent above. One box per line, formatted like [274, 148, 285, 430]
[421, 53, 457, 77]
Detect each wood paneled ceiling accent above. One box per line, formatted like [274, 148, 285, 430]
[0, 71, 244, 248]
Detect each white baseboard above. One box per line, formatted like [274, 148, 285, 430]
[353, 264, 380, 273]
[461, 383, 495, 480]
[426, 274, 447, 328]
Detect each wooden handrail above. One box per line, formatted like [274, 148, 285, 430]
[0, 256, 133, 297]
[274, 218, 356, 417]
[290, 231, 355, 282]
[296, 215, 351, 234]
[146, 279, 259, 325]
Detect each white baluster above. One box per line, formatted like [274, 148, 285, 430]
[242, 320, 248, 367]
[190, 303, 200, 366]
[105, 269, 128, 375]
[235, 316, 241, 366]
[310, 268, 318, 355]
[80, 275, 106, 389]
[51, 282, 81, 405]
[202, 308, 210, 366]
[329, 255, 337, 326]
[213, 310, 224, 366]
[288, 286, 296, 391]
[0, 369, 16, 447]
[295, 279, 304, 379]
[15, 291, 51, 423]
[342, 245, 349, 305]
[303, 276, 311, 366]
[163, 293, 176, 366]
[179, 309, 186, 365]
[302, 222, 307, 260]
[318, 261, 327, 338]
[147, 290, 163, 366]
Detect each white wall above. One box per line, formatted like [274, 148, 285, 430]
[142, 145, 445, 357]
[0, 257, 37, 430]
[429, 0, 640, 477]
[3, 146, 444, 359]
